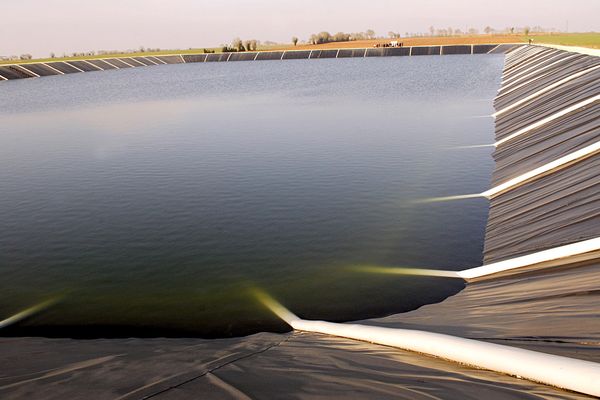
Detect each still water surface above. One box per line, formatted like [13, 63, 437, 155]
[0, 55, 502, 337]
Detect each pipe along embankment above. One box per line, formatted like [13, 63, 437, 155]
[0, 43, 517, 82]
[256, 45, 600, 397]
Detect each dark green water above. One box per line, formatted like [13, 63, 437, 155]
[0, 55, 502, 337]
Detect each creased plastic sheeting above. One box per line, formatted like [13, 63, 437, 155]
[281, 50, 310, 60]
[156, 55, 184, 64]
[1, 263, 598, 399]
[485, 46, 600, 264]
[182, 54, 207, 63]
[19, 64, 60, 76]
[365, 47, 410, 57]
[442, 45, 471, 55]
[130, 57, 153, 66]
[488, 44, 523, 54]
[472, 44, 496, 54]
[0, 67, 22, 80]
[337, 49, 367, 58]
[145, 56, 163, 65]
[67, 60, 98, 72]
[228, 52, 258, 61]
[368, 262, 600, 361]
[85, 59, 117, 70]
[309, 49, 336, 59]
[485, 154, 600, 263]
[205, 53, 229, 62]
[121, 57, 144, 66]
[255, 51, 284, 61]
[494, 74, 600, 143]
[495, 55, 600, 110]
[45, 62, 81, 74]
[492, 103, 600, 185]
[0, 66, 29, 80]
[105, 58, 133, 68]
[411, 46, 441, 56]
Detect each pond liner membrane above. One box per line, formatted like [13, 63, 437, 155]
[0, 66, 27, 79]
[85, 59, 116, 70]
[105, 58, 133, 68]
[485, 48, 600, 265]
[490, 44, 523, 54]
[484, 156, 600, 264]
[45, 62, 81, 74]
[492, 104, 600, 185]
[68, 61, 99, 72]
[473, 44, 497, 54]
[411, 46, 441, 56]
[182, 54, 207, 63]
[19, 63, 59, 76]
[228, 52, 258, 61]
[144, 56, 163, 64]
[442, 45, 472, 55]
[256, 51, 284, 61]
[156, 55, 184, 64]
[131, 57, 153, 66]
[495, 69, 600, 129]
[309, 49, 338, 59]
[495, 57, 600, 110]
[205, 53, 230, 62]
[282, 51, 311, 60]
[122, 58, 145, 66]
[337, 49, 367, 58]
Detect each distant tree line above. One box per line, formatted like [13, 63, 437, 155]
[221, 38, 260, 52]
[306, 29, 376, 45]
[0, 54, 33, 61]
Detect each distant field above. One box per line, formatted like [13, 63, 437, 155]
[531, 33, 600, 49]
[282, 34, 523, 50]
[2, 33, 597, 66]
[280, 33, 600, 51]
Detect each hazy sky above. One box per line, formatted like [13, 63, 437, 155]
[1, 0, 598, 57]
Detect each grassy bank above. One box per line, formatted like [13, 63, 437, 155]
[531, 33, 600, 49]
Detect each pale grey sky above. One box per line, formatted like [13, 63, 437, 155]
[1, 0, 598, 57]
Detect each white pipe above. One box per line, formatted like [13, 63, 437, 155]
[419, 140, 599, 203]
[81, 60, 102, 71]
[499, 54, 577, 93]
[459, 236, 600, 279]
[482, 140, 600, 198]
[15, 64, 40, 78]
[43, 63, 65, 75]
[493, 64, 600, 117]
[500, 49, 561, 83]
[64, 62, 85, 72]
[256, 292, 600, 398]
[495, 95, 600, 147]
[117, 58, 136, 68]
[500, 52, 567, 87]
[486, 45, 498, 54]
[100, 59, 120, 69]
[356, 236, 600, 280]
[141, 56, 158, 65]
